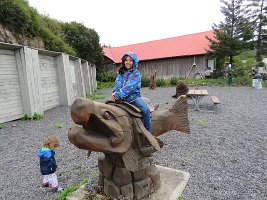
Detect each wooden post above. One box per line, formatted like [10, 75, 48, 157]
[149, 68, 156, 89]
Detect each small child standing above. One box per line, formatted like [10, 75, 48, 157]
[37, 136, 63, 193]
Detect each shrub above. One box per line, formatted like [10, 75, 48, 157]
[0, 0, 41, 36]
[141, 76, 150, 87]
[169, 76, 180, 86]
[21, 112, 42, 120]
[96, 71, 117, 82]
[234, 76, 251, 86]
[233, 50, 257, 77]
[156, 78, 168, 87]
[21, 114, 31, 120]
[32, 112, 43, 120]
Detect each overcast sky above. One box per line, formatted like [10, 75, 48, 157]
[27, 0, 224, 47]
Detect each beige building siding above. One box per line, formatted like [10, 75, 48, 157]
[101, 55, 214, 78]
[0, 49, 24, 123]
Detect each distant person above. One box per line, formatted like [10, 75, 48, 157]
[253, 70, 262, 90]
[37, 136, 63, 193]
[252, 68, 257, 88]
[227, 63, 233, 85]
[112, 52, 151, 133]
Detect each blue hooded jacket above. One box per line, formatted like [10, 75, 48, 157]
[37, 147, 57, 175]
[113, 52, 141, 103]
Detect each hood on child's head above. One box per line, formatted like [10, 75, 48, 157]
[37, 147, 53, 158]
[122, 52, 139, 70]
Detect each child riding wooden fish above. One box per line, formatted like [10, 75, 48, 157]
[69, 52, 190, 159]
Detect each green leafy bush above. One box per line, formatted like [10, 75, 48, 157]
[0, 0, 41, 36]
[21, 114, 31, 120]
[141, 76, 150, 87]
[234, 76, 252, 86]
[233, 50, 257, 77]
[96, 71, 117, 82]
[169, 76, 180, 86]
[156, 78, 168, 87]
[32, 112, 42, 120]
[21, 112, 42, 120]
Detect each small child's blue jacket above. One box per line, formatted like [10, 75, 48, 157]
[113, 52, 141, 103]
[37, 147, 57, 175]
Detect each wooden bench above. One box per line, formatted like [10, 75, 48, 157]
[210, 96, 220, 110]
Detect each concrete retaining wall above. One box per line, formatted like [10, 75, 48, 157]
[0, 42, 97, 123]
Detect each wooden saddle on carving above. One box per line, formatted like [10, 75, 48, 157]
[105, 97, 161, 157]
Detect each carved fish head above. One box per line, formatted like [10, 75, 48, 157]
[69, 97, 133, 154]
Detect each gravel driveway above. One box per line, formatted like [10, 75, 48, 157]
[0, 86, 266, 200]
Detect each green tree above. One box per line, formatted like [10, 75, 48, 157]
[62, 22, 103, 66]
[246, 0, 267, 63]
[206, 0, 254, 66]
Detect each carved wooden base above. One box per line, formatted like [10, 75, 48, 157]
[98, 154, 161, 200]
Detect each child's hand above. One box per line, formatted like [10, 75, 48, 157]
[112, 92, 119, 100]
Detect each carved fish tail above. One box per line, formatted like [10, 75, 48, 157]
[170, 95, 190, 134]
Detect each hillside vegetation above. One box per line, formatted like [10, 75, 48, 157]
[0, 0, 103, 65]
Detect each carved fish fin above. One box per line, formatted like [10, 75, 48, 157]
[122, 148, 138, 171]
[170, 95, 190, 134]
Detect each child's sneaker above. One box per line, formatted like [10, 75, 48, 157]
[51, 187, 63, 193]
[42, 182, 49, 187]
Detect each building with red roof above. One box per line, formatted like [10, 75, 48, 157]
[102, 30, 216, 78]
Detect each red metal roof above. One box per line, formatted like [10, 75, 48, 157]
[103, 30, 214, 63]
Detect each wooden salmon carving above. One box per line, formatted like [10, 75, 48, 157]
[68, 95, 190, 155]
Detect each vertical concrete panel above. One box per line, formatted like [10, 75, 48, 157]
[88, 63, 93, 94]
[55, 53, 73, 105]
[74, 58, 86, 98]
[0, 49, 24, 123]
[16, 47, 44, 116]
[92, 65, 97, 92]
[82, 61, 90, 96]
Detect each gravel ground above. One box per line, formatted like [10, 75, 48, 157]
[0, 86, 267, 200]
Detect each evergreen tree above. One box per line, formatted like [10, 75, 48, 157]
[246, 0, 267, 63]
[207, 0, 254, 67]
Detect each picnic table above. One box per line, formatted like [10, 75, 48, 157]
[186, 89, 209, 111]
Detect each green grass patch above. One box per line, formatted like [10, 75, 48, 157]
[56, 123, 64, 128]
[21, 112, 43, 121]
[97, 81, 114, 89]
[86, 91, 106, 100]
[0, 124, 6, 129]
[32, 112, 43, 120]
[57, 179, 88, 200]
[194, 119, 209, 124]
[177, 196, 184, 200]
